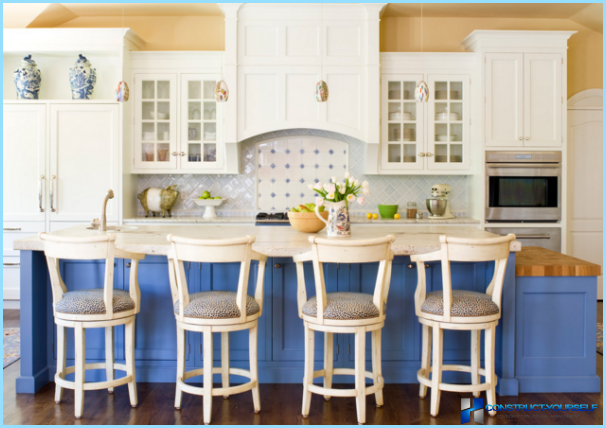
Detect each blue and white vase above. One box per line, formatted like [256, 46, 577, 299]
[69, 54, 97, 100]
[315, 200, 350, 237]
[13, 55, 41, 100]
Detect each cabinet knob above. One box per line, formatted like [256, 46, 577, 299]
[425, 153, 433, 157]
[418, 153, 425, 157]
[407, 263, 414, 269]
[126, 263, 132, 268]
[274, 264, 281, 269]
[525, 137, 530, 140]
[518, 137, 523, 140]
[425, 264, 430, 269]
[172, 151, 179, 156]
[180, 152, 186, 156]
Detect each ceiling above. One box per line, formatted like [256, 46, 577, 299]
[3, 3, 602, 33]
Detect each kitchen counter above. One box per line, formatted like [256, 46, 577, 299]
[515, 246, 602, 276]
[124, 215, 481, 225]
[14, 224, 518, 257]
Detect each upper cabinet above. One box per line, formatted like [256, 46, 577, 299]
[461, 30, 574, 150]
[485, 52, 562, 147]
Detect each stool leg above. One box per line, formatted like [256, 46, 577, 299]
[323, 332, 334, 401]
[74, 323, 86, 419]
[55, 325, 66, 403]
[249, 323, 260, 413]
[221, 332, 230, 399]
[419, 324, 432, 398]
[203, 326, 213, 425]
[175, 325, 185, 409]
[471, 329, 481, 398]
[372, 329, 383, 408]
[430, 326, 443, 417]
[301, 322, 314, 418]
[105, 326, 115, 394]
[355, 327, 367, 424]
[485, 323, 497, 416]
[125, 318, 138, 407]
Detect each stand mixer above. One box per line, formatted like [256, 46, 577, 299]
[426, 183, 455, 219]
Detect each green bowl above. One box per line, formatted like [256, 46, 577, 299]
[378, 204, 399, 219]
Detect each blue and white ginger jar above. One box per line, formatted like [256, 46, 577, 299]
[69, 54, 97, 100]
[13, 55, 41, 100]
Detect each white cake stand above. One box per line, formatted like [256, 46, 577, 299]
[191, 198, 227, 218]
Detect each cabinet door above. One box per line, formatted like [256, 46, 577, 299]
[3, 104, 47, 221]
[523, 53, 562, 147]
[381, 75, 425, 171]
[180, 74, 224, 170]
[49, 104, 120, 222]
[485, 53, 524, 147]
[134, 74, 178, 170]
[427, 75, 471, 170]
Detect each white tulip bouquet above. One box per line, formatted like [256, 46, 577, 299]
[308, 172, 370, 207]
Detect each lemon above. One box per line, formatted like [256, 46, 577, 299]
[366, 213, 372, 219]
[372, 213, 379, 220]
[394, 213, 401, 219]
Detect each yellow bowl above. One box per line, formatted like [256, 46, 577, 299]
[288, 211, 328, 233]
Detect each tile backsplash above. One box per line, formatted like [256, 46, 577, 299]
[136, 129, 468, 217]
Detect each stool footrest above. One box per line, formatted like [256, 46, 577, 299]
[56, 363, 132, 391]
[309, 368, 384, 397]
[417, 365, 496, 393]
[178, 367, 257, 397]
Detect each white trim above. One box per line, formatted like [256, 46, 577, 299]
[3, 300, 21, 309]
[568, 89, 603, 110]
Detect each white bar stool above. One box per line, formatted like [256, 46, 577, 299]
[39, 232, 145, 419]
[410, 234, 516, 417]
[166, 234, 268, 425]
[293, 235, 395, 425]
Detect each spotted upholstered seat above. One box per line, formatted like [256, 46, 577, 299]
[55, 288, 135, 315]
[421, 290, 500, 317]
[174, 290, 260, 319]
[302, 292, 382, 320]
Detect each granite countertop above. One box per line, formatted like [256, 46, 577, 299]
[14, 224, 520, 257]
[124, 216, 480, 225]
[516, 246, 601, 277]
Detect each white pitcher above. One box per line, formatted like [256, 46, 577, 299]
[315, 200, 350, 237]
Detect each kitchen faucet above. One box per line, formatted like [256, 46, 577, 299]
[99, 190, 114, 232]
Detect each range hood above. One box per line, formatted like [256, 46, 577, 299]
[219, 3, 386, 173]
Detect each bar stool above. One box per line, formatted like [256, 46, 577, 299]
[410, 234, 516, 417]
[293, 235, 395, 425]
[166, 234, 268, 425]
[39, 233, 145, 419]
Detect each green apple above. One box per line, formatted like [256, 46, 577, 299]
[214, 196, 222, 199]
[201, 190, 211, 199]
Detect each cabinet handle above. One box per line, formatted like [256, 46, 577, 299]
[126, 262, 132, 268]
[50, 175, 57, 212]
[525, 137, 530, 140]
[4, 262, 20, 266]
[3, 228, 21, 231]
[418, 153, 425, 157]
[39, 175, 45, 213]
[425, 153, 433, 157]
[274, 264, 281, 269]
[172, 151, 179, 156]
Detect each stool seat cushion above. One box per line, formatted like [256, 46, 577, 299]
[302, 292, 381, 320]
[421, 290, 500, 317]
[174, 291, 260, 319]
[55, 288, 135, 315]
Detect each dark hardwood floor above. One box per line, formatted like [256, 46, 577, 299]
[4, 306, 603, 425]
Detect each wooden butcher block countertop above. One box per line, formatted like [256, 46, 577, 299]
[516, 247, 602, 277]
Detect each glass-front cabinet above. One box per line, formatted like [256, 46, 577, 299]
[381, 75, 424, 170]
[132, 73, 223, 173]
[381, 74, 471, 173]
[134, 74, 178, 170]
[180, 74, 223, 170]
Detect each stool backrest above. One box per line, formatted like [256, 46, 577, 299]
[413, 234, 516, 322]
[167, 234, 261, 323]
[39, 232, 117, 318]
[304, 235, 395, 323]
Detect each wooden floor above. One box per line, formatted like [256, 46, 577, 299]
[4, 306, 603, 425]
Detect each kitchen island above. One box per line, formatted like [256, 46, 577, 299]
[12, 225, 526, 396]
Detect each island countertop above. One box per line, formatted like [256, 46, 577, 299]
[14, 224, 520, 257]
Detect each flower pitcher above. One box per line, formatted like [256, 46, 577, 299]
[315, 200, 350, 237]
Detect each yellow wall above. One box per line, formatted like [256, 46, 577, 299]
[380, 17, 603, 96]
[56, 16, 225, 51]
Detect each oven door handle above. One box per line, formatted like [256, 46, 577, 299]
[515, 234, 551, 240]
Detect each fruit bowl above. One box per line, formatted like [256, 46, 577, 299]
[191, 198, 227, 218]
[288, 211, 329, 233]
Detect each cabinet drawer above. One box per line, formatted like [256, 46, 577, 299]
[3, 222, 45, 257]
[3, 255, 20, 300]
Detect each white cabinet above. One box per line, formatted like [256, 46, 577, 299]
[485, 52, 562, 148]
[133, 74, 178, 170]
[381, 74, 471, 173]
[3, 104, 47, 222]
[49, 104, 120, 222]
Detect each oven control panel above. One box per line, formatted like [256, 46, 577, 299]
[485, 151, 562, 163]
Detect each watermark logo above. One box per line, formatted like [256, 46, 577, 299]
[461, 398, 484, 424]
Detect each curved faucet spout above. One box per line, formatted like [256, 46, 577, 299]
[100, 190, 115, 232]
